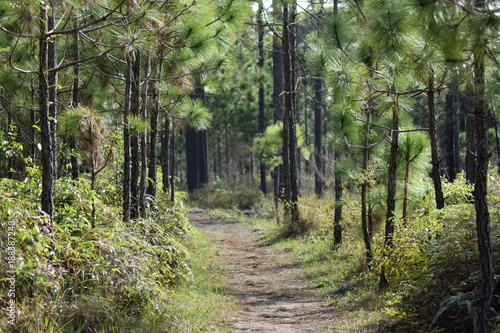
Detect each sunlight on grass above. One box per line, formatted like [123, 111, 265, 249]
[163, 226, 237, 333]
[220, 202, 407, 332]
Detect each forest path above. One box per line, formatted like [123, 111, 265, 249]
[189, 210, 346, 333]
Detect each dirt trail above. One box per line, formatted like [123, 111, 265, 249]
[189, 211, 339, 333]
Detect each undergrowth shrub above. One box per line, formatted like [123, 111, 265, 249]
[190, 182, 264, 210]
[372, 173, 500, 331]
[0, 167, 193, 332]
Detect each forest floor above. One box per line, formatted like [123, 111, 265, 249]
[189, 210, 366, 333]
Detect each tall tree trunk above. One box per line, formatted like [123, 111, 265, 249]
[428, 75, 445, 209]
[361, 107, 373, 265]
[472, 36, 494, 333]
[123, 56, 133, 222]
[147, 83, 159, 200]
[130, 53, 141, 220]
[186, 83, 208, 192]
[333, 154, 342, 246]
[139, 54, 150, 218]
[282, 1, 301, 233]
[170, 123, 176, 202]
[39, 0, 55, 234]
[258, 2, 267, 194]
[273, 0, 284, 203]
[380, 98, 400, 292]
[48, 5, 57, 182]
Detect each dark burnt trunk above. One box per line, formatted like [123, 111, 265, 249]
[428, 76, 445, 209]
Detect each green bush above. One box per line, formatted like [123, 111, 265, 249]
[372, 173, 500, 331]
[0, 168, 193, 332]
[190, 182, 264, 210]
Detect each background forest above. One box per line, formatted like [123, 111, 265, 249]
[0, 0, 500, 332]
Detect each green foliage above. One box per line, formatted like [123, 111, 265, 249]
[369, 173, 500, 331]
[0, 168, 194, 332]
[253, 121, 310, 169]
[174, 96, 213, 130]
[253, 121, 283, 170]
[190, 179, 264, 210]
[442, 172, 473, 205]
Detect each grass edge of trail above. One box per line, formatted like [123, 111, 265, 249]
[164, 220, 238, 333]
[232, 211, 411, 333]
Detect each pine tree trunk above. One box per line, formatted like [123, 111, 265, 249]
[130, 53, 141, 220]
[48, 5, 57, 183]
[39, 0, 55, 233]
[472, 37, 494, 333]
[147, 84, 159, 200]
[428, 76, 445, 209]
[273, 0, 284, 203]
[186, 83, 208, 192]
[258, 3, 267, 194]
[333, 154, 342, 246]
[123, 56, 133, 222]
[361, 108, 372, 265]
[380, 99, 400, 292]
[139, 54, 150, 218]
[282, 2, 301, 233]
[170, 124, 176, 202]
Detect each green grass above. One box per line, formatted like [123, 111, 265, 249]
[225, 209, 408, 332]
[161, 226, 237, 333]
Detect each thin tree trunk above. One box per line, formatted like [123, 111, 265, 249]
[428, 75, 445, 209]
[39, 0, 55, 233]
[147, 83, 159, 200]
[380, 98, 400, 292]
[48, 4, 57, 182]
[273, 0, 284, 203]
[258, 2, 267, 194]
[333, 153, 342, 246]
[139, 54, 150, 218]
[361, 107, 373, 265]
[170, 123, 176, 202]
[130, 53, 141, 220]
[123, 56, 133, 222]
